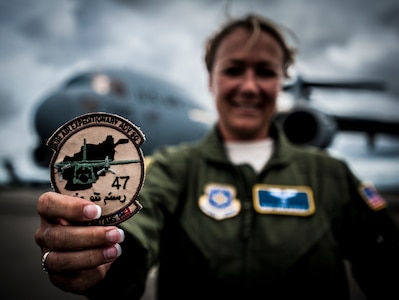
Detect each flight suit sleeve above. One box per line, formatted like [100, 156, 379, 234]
[121, 147, 190, 262]
[85, 232, 149, 300]
[338, 164, 399, 299]
[87, 148, 191, 298]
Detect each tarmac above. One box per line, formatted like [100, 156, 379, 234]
[1, 183, 398, 300]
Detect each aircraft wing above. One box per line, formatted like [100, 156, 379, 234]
[332, 114, 399, 137]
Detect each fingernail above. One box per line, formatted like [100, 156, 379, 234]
[106, 228, 125, 243]
[83, 205, 102, 219]
[104, 244, 122, 260]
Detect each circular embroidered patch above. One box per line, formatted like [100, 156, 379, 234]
[47, 112, 145, 225]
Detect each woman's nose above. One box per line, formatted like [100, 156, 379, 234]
[240, 70, 258, 92]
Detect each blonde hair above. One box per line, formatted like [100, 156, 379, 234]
[204, 13, 296, 78]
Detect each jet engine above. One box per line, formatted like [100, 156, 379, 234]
[275, 104, 337, 149]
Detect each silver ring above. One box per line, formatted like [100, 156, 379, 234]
[41, 251, 51, 273]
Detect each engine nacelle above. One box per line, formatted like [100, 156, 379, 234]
[275, 104, 337, 149]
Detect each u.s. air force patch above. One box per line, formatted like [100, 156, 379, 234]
[253, 184, 315, 216]
[359, 182, 387, 211]
[47, 112, 145, 225]
[199, 183, 241, 220]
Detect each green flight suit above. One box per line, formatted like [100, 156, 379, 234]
[88, 124, 399, 300]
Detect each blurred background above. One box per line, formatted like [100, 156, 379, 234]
[0, 0, 398, 299]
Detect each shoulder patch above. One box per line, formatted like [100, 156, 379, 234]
[47, 112, 146, 225]
[358, 182, 387, 211]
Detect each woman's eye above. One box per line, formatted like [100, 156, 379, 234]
[257, 69, 277, 78]
[223, 67, 243, 76]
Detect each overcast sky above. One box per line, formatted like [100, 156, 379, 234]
[0, 0, 398, 187]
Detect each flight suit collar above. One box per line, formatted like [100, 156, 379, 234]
[197, 122, 296, 171]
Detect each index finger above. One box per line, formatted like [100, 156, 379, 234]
[37, 191, 101, 224]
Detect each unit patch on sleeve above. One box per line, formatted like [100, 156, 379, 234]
[198, 183, 241, 220]
[358, 182, 387, 211]
[253, 184, 315, 216]
[47, 112, 146, 225]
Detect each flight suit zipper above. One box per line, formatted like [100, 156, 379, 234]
[233, 164, 257, 288]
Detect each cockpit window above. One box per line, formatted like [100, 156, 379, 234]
[110, 79, 126, 96]
[64, 74, 92, 88]
[92, 74, 126, 96]
[64, 73, 126, 97]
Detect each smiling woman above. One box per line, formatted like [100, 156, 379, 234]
[206, 22, 291, 141]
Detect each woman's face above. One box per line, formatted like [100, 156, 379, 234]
[209, 28, 285, 141]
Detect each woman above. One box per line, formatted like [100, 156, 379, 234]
[35, 14, 399, 299]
